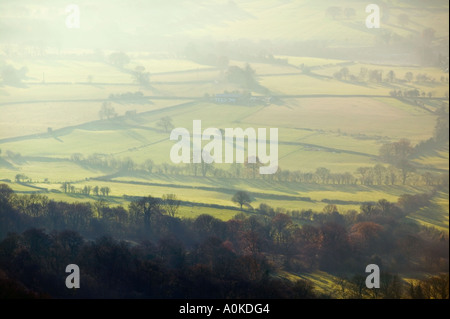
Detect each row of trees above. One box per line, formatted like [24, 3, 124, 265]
[333, 67, 446, 87]
[249, 192, 433, 226]
[108, 91, 147, 103]
[60, 182, 110, 196]
[69, 150, 448, 187]
[388, 89, 438, 98]
[0, 184, 447, 298]
[333, 67, 384, 83]
[71, 106, 449, 186]
[14, 174, 29, 183]
[4, 134, 448, 190]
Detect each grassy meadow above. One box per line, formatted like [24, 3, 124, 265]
[0, 54, 448, 232]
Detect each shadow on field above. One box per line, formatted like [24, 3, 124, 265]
[0, 158, 17, 170]
[52, 135, 64, 142]
[65, 193, 123, 204]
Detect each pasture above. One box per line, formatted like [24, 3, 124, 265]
[0, 53, 448, 232]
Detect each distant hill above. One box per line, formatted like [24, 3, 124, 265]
[0, 0, 448, 64]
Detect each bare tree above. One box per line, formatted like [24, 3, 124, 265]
[404, 72, 413, 82]
[133, 65, 150, 87]
[162, 194, 181, 217]
[232, 190, 252, 210]
[386, 70, 396, 82]
[15, 174, 29, 183]
[157, 116, 174, 133]
[99, 101, 117, 120]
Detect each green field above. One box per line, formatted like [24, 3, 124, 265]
[0, 0, 449, 233]
[1, 56, 448, 232]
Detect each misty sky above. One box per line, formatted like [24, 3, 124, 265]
[0, 0, 447, 53]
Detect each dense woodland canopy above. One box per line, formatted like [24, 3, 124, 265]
[0, 183, 448, 298]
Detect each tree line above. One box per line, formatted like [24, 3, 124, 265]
[332, 66, 448, 99]
[334, 67, 448, 86]
[67, 107, 449, 186]
[68, 151, 447, 187]
[60, 182, 111, 196]
[0, 183, 447, 298]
